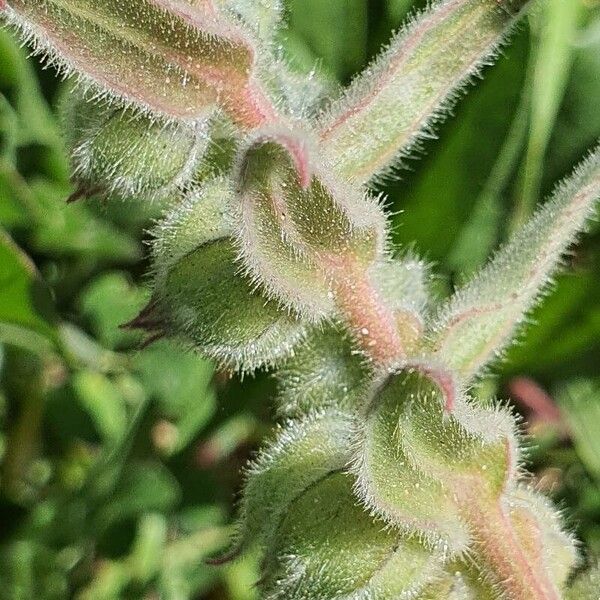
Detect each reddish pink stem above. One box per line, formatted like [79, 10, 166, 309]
[330, 259, 405, 367]
[462, 490, 560, 600]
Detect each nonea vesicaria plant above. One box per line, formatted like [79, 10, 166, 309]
[3, 0, 600, 598]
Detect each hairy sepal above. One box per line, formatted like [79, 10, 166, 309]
[417, 563, 500, 599]
[501, 486, 579, 592]
[2, 0, 276, 127]
[319, 0, 530, 184]
[141, 180, 306, 372]
[352, 369, 518, 553]
[235, 127, 388, 320]
[261, 472, 446, 600]
[218, 410, 354, 563]
[275, 323, 374, 419]
[61, 92, 210, 203]
[428, 145, 600, 382]
[369, 255, 430, 353]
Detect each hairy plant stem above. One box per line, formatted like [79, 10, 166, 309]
[462, 488, 560, 600]
[334, 258, 562, 595]
[330, 259, 405, 366]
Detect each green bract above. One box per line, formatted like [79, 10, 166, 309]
[4, 0, 600, 597]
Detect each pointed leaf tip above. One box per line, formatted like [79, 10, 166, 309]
[319, 0, 532, 184]
[429, 145, 600, 382]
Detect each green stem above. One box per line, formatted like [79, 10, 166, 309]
[1, 350, 50, 500]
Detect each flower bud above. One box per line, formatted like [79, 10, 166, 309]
[352, 369, 517, 552]
[133, 179, 306, 371]
[275, 323, 372, 418]
[235, 127, 388, 320]
[261, 472, 446, 600]
[61, 93, 210, 203]
[218, 410, 354, 563]
[4, 0, 276, 127]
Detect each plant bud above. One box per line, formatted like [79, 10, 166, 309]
[235, 127, 388, 320]
[275, 323, 373, 418]
[218, 410, 354, 562]
[3, 0, 277, 127]
[134, 179, 306, 372]
[61, 93, 210, 203]
[352, 369, 517, 553]
[261, 472, 446, 600]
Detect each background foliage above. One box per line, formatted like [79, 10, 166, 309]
[0, 0, 599, 598]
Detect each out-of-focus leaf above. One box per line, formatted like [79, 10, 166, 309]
[79, 273, 148, 350]
[222, 551, 261, 600]
[71, 371, 128, 445]
[0, 540, 69, 600]
[29, 180, 140, 262]
[0, 228, 56, 352]
[547, 11, 600, 183]
[513, 0, 581, 227]
[386, 0, 414, 23]
[97, 463, 181, 528]
[128, 513, 168, 584]
[58, 323, 126, 374]
[76, 560, 128, 600]
[504, 269, 600, 378]
[448, 83, 530, 275]
[160, 525, 230, 600]
[559, 380, 600, 481]
[195, 414, 257, 468]
[0, 29, 63, 151]
[286, 0, 368, 81]
[134, 341, 216, 454]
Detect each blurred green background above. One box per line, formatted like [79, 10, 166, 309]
[1, 1, 600, 598]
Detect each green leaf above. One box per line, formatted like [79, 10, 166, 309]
[29, 179, 140, 262]
[286, 0, 368, 81]
[559, 379, 600, 481]
[133, 340, 216, 454]
[0, 228, 56, 352]
[71, 370, 128, 445]
[513, 0, 582, 227]
[97, 462, 181, 527]
[0, 28, 64, 151]
[79, 273, 149, 350]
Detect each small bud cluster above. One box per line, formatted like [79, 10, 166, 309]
[3, 0, 600, 598]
